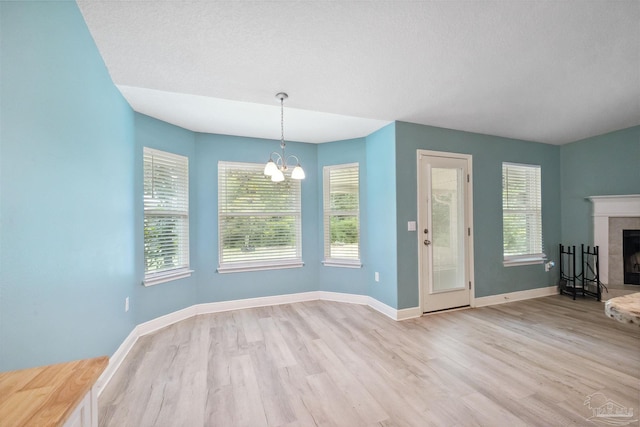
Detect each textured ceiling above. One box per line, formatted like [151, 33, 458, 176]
[77, 1, 640, 144]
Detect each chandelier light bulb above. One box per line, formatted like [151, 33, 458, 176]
[271, 169, 285, 182]
[291, 164, 305, 180]
[264, 159, 278, 176]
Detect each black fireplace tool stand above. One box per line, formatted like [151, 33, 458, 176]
[558, 244, 605, 301]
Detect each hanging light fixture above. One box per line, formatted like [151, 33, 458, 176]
[264, 92, 305, 182]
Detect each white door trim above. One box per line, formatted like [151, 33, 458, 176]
[417, 150, 475, 312]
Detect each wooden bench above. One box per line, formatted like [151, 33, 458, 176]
[0, 356, 108, 427]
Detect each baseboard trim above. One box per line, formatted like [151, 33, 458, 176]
[195, 291, 320, 315]
[396, 306, 422, 320]
[318, 291, 370, 305]
[97, 290, 398, 397]
[95, 326, 139, 397]
[138, 305, 198, 337]
[367, 297, 398, 319]
[473, 285, 558, 308]
[97, 286, 559, 397]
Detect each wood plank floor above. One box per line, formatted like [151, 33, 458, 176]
[99, 296, 640, 426]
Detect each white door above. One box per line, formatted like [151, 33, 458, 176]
[418, 151, 472, 313]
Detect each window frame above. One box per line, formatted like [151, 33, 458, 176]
[502, 162, 545, 267]
[322, 163, 362, 268]
[217, 161, 303, 273]
[143, 147, 192, 286]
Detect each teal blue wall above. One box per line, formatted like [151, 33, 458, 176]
[395, 122, 562, 304]
[560, 126, 640, 245]
[317, 139, 369, 296]
[1, 0, 635, 374]
[193, 133, 320, 302]
[0, 2, 137, 370]
[133, 114, 198, 324]
[365, 124, 399, 308]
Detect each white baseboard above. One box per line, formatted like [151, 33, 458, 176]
[98, 286, 559, 397]
[96, 290, 401, 397]
[396, 306, 422, 320]
[317, 291, 370, 305]
[367, 297, 398, 319]
[137, 305, 198, 337]
[95, 326, 139, 397]
[195, 291, 320, 315]
[473, 285, 558, 308]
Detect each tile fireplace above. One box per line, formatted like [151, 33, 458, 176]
[588, 195, 640, 285]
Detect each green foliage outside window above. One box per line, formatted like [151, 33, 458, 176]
[221, 216, 295, 250]
[329, 192, 359, 245]
[219, 162, 301, 264]
[144, 216, 183, 271]
[502, 163, 542, 257]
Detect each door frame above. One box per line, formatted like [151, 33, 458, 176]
[417, 150, 475, 312]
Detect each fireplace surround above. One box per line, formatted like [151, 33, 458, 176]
[588, 195, 640, 285]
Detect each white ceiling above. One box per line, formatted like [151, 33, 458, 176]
[77, 1, 640, 145]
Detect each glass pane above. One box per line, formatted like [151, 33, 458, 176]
[431, 167, 465, 292]
[329, 215, 359, 259]
[220, 215, 299, 263]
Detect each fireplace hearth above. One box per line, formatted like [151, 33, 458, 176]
[623, 229, 640, 285]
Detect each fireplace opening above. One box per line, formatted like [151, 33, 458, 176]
[623, 229, 640, 285]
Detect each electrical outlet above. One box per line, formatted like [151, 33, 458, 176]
[125, 297, 129, 312]
[375, 272, 380, 282]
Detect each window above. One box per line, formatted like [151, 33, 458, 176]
[143, 147, 191, 285]
[323, 163, 361, 267]
[218, 161, 302, 273]
[502, 162, 544, 266]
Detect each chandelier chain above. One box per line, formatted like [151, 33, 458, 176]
[280, 96, 285, 150]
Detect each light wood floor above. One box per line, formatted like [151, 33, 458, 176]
[99, 296, 640, 427]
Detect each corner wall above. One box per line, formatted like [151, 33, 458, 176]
[560, 126, 640, 245]
[316, 138, 369, 296]
[132, 114, 199, 324]
[365, 124, 399, 308]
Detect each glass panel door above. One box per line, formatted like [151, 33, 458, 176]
[419, 152, 471, 313]
[431, 167, 465, 292]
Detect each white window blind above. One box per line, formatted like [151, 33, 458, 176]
[502, 162, 544, 265]
[323, 163, 361, 267]
[143, 147, 190, 285]
[218, 161, 302, 272]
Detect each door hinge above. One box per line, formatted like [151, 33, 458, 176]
[469, 281, 472, 289]
[468, 227, 471, 236]
[467, 174, 470, 183]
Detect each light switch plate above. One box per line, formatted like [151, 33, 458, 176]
[407, 221, 416, 231]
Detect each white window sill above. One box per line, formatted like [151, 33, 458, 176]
[503, 255, 546, 267]
[143, 269, 193, 287]
[322, 260, 362, 269]
[217, 261, 304, 274]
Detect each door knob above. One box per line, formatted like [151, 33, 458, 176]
[424, 239, 431, 246]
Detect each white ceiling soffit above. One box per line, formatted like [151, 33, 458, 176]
[118, 85, 391, 144]
[78, 1, 640, 145]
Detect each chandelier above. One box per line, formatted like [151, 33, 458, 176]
[264, 92, 305, 182]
